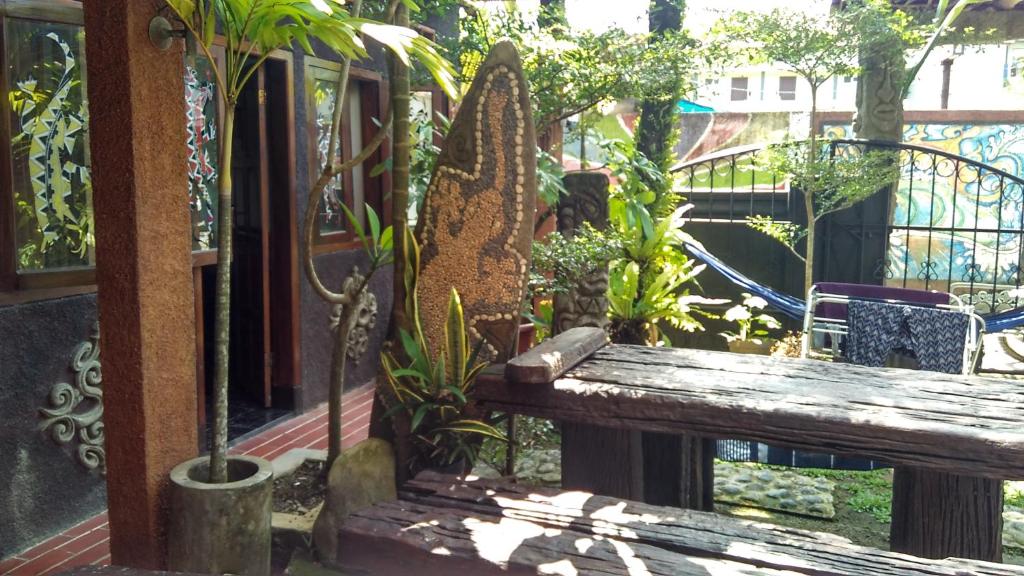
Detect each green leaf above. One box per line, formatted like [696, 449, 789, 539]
[411, 403, 433, 432]
[369, 157, 391, 177]
[366, 204, 381, 246]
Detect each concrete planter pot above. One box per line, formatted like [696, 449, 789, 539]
[727, 339, 776, 356]
[167, 454, 273, 576]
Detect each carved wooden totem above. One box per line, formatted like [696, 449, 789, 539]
[553, 172, 610, 334]
[415, 41, 536, 362]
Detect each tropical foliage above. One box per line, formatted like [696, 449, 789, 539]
[720, 293, 782, 344]
[602, 141, 725, 345]
[454, 3, 706, 134]
[381, 231, 506, 471]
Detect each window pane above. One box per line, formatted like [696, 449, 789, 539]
[313, 76, 345, 235]
[9, 19, 92, 271]
[730, 77, 748, 101]
[347, 84, 365, 228]
[409, 91, 435, 227]
[185, 56, 220, 251]
[779, 76, 797, 101]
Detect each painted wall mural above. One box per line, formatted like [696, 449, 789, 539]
[184, 58, 219, 251]
[824, 122, 1024, 298]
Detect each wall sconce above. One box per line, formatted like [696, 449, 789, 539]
[149, 14, 186, 51]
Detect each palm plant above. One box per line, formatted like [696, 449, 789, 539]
[164, 0, 453, 484]
[380, 231, 506, 472]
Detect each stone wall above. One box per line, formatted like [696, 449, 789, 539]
[0, 294, 106, 555]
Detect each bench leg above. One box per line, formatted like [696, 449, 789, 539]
[643, 433, 715, 510]
[890, 466, 1002, 562]
[561, 422, 644, 500]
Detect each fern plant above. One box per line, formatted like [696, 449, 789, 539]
[381, 231, 506, 471]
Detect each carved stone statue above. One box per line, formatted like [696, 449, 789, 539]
[553, 171, 610, 334]
[854, 50, 905, 142]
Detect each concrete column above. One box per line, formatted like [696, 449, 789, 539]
[83, 1, 197, 569]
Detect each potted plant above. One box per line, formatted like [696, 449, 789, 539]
[720, 293, 783, 355]
[160, 2, 451, 574]
[380, 232, 506, 475]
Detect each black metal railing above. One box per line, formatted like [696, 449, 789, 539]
[672, 138, 1024, 314]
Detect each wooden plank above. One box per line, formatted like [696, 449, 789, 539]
[475, 345, 1024, 479]
[331, 473, 1024, 576]
[505, 326, 607, 384]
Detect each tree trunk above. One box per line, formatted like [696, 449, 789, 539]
[327, 288, 357, 465]
[210, 105, 236, 484]
[634, 0, 683, 201]
[890, 466, 1002, 561]
[390, 2, 411, 338]
[803, 86, 819, 296]
[538, 0, 566, 29]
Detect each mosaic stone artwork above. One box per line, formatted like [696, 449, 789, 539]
[825, 122, 1024, 291]
[184, 58, 219, 251]
[415, 41, 537, 362]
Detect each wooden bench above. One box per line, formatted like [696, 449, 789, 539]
[477, 329, 1024, 562]
[332, 472, 1024, 575]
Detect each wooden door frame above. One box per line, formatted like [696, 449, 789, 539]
[262, 50, 302, 406]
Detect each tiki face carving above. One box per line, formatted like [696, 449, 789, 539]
[415, 42, 537, 362]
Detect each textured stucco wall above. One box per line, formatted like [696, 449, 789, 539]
[0, 295, 105, 556]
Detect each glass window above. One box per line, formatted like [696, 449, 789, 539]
[8, 19, 92, 272]
[184, 56, 220, 252]
[779, 76, 797, 101]
[730, 77, 748, 101]
[312, 72, 363, 238]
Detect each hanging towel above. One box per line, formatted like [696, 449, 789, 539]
[847, 300, 969, 374]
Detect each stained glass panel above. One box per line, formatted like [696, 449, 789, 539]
[185, 56, 219, 251]
[312, 76, 364, 237]
[8, 19, 92, 271]
[314, 77, 346, 235]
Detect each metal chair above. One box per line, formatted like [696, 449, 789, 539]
[800, 282, 984, 375]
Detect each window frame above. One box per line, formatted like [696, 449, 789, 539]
[304, 57, 386, 255]
[0, 0, 94, 296]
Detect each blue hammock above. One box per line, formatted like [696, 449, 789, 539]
[683, 239, 1024, 333]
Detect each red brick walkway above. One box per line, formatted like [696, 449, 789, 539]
[0, 385, 375, 576]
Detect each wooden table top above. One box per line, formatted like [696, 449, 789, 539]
[476, 345, 1024, 479]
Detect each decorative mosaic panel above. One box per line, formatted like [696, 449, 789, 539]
[313, 77, 347, 235]
[414, 41, 537, 362]
[8, 20, 92, 271]
[184, 57, 219, 251]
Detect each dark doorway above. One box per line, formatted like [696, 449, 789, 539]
[199, 59, 293, 442]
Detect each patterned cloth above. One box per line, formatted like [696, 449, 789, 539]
[846, 300, 969, 374]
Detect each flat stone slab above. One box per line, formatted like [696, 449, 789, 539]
[714, 461, 836, 519]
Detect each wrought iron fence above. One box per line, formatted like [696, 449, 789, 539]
[673, 139, 1024, 314]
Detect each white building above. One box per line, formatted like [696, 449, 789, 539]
[694, 42, 1024, 113]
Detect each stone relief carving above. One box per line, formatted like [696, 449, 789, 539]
[330, 269, 378, 364]
[553, 172, 611, 334]
[39, 321, 105, 474]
